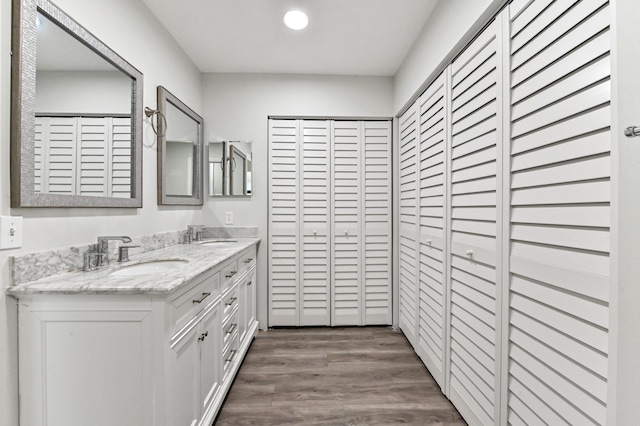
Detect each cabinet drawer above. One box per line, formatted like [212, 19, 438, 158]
[238, 246, 256, 273]
[221, 259, 239, 289]
[222, 284, 239, 319]
[222, 330, 239, 378]
[171, 270, 220, 335]
[222, 309, 239, 347]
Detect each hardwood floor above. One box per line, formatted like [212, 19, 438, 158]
[215, 327, 466, 425]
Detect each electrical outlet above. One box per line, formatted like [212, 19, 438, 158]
[0, 216, 23, 250]
[225, 211, 234, 225]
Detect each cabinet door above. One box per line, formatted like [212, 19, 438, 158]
[362, 121, 392, 325]
[398, 104, 420, 346]
[417, 72, 448, 389]
[300, 120, 332, 325]
[506, 1, 611, 424]
[198, 303, 221, 425]
[268, 119, 300, 326]
[245, 266, 257, 331]
[19, 300, 154, 426]
[169, 322, 201, 426]
[331, 121, 362, 325]
[447, 19, 501, 426]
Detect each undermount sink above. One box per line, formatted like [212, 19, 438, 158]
[109, 259, 189, 276]
[198, 239, 237, 246]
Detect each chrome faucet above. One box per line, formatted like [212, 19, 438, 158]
[186, 225, 204, 243]
[96, 236, 132, 266]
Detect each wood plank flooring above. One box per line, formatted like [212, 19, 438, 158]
[215, 327, 466, 425]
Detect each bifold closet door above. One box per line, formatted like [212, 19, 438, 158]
[447, 18, 502, 426]
[269, 118, 391, 328]
[398, 105, 420, 347]
[506, 0, 611, 424]
[362, 121, 392, 325]
[268, 119, 300, 326]
[300, 120, 331, 326]
[416, 72, 448, 390]
[331, 121, 362, 325]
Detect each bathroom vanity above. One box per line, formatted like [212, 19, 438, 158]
[8, 239, 258, 426]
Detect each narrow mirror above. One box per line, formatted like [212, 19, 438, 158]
[157, 86, 203, 206]
[207, 141, 252, 197]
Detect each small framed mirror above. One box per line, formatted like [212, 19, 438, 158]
[11, 0, 143, 207]
[157, 86, 204, 206]
[207, 141, 252, 197]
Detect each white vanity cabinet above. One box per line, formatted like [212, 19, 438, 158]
[15, 243, 259, 426]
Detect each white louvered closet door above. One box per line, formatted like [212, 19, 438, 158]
[300, 120, 331, 326]
[331, 121, 362, 326]
[362, 121, 392, 325]
[416, 73, 448, 390]
[268, 119, 301, 326]
[398, 105, 420, 347]
[448, 19, 502, 426]
[507, 0, 610, 424]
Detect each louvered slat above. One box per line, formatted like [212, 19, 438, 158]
[507, 1, 611, 424]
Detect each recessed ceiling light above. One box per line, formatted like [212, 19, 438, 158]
[284, 10, 309, 30]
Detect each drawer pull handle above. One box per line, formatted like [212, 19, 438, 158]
[192, 292, 211, 304]
[466, 249, 474, 257]
[248, 280, 252, 286]
[225, 324, 237, 335]
[244, 258, 253, 264]
[198, 331, 208, 341]
[225, 350, 237, 363]
[226, 296, 238, 306]
[225, 271, 237, 278]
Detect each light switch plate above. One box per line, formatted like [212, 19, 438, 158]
[0, 216, 23, 250]
[225, 211, 234, 225]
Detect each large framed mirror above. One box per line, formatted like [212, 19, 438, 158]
[157, 86, 203, 206]
[208, 141, 252, 197]
[11, 0, 143, 208]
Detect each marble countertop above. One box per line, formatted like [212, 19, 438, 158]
[6, 238, 260, 297]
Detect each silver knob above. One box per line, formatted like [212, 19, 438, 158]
[466, 249, 473, 257]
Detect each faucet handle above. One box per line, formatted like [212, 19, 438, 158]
[118, 245, 140, 263]
[83, 251, 106, 272]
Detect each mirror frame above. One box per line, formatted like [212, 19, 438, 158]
[157, 86, 204, 206]
[11, 0, 143, 208]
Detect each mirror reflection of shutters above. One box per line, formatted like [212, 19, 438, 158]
[111, 117, 133, 198]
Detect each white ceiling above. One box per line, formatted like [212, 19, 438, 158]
[140, 0, 440, 76]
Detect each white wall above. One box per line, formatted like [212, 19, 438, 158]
[0, 0, 203, 424]
[393, 0, 504, 114]
[200, 73, 394, 328]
